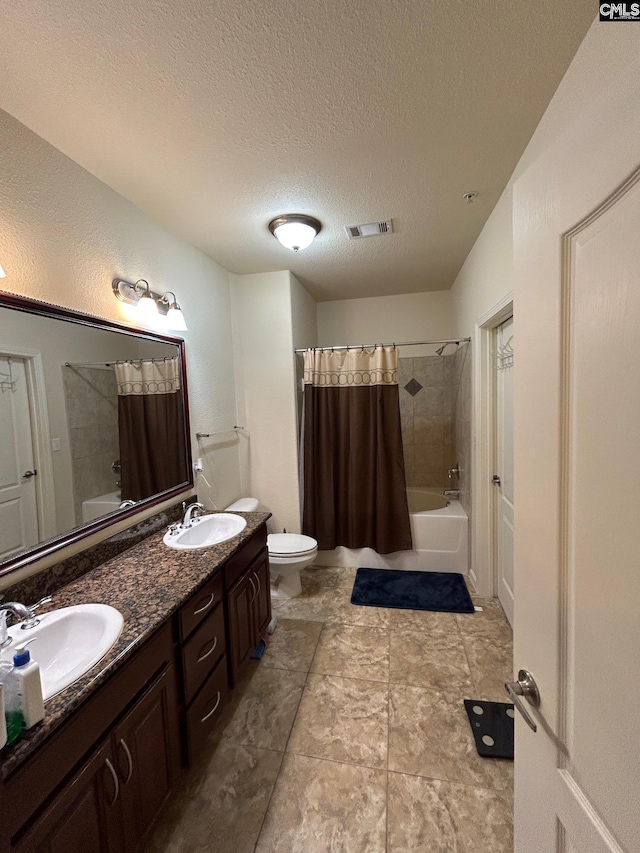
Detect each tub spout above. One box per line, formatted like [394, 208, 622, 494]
[443, 489, 460, 499]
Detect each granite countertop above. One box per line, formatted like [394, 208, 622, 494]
[0, 511, 270, 778]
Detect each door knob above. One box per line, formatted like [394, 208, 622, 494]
[492, 474, 501, 485]
[505, 669, 540, 732]
[22, 470, 37, 478]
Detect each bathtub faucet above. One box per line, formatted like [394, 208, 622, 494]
[443, 489, 460, 499]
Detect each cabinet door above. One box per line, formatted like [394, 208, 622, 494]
[251, 552, 271, 640]
[15, 739, 123, 853]
[113, 666, 180, 853]
[227, 573, 255, 682]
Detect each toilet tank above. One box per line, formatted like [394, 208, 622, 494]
[225, 497, 259, 512]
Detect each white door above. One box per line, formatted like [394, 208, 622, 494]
[495, 315, 514, 626]
[0, 356, 39, 560]
[513, 73, 640, 852]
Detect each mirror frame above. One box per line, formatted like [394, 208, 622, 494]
[0, 289, 193, 579]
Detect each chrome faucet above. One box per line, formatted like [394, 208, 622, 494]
[443, 489, 460, 499]
[183, 502, 207, 526]
[0, 596, 52, 636]
[119, 500, 136, 509]
[448, 465, 460, 479]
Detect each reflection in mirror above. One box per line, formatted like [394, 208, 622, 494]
[0, 295, 191, 574]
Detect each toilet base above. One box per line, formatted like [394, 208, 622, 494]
[269, 567, 303, 599]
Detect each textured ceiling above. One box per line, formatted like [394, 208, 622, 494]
[0, 1, 595, 301]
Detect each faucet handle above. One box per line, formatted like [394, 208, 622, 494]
[20, 596, 53, 630]
[29, 596, 53, 614]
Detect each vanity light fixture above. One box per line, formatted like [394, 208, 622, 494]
[160, 292, 188, 332]
[112, 278, 189, 331]
[0, 263, 6, 278]
[268, 214, 321, 252]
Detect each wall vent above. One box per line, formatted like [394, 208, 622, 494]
[344, 219, 393, 239]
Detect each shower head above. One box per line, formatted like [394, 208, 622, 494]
[435, 342, 459, 356]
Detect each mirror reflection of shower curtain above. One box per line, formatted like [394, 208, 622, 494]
[115, 358, 187, 501]
[302, 346, 412, 554]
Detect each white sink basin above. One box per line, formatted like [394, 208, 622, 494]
[1, 604, 123, 700]
[163, 513, 247, 550]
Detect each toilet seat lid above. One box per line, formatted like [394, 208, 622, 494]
[268, 533, 317, 556]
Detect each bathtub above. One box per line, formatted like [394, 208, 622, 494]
[314, 487, 468, 573]
[81, 490, 122, 523]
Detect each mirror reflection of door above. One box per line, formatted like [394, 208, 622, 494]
[0, 355, 39, 560]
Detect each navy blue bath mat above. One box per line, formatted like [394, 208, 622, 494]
[464, 699, 515, 759]
[350, 568, 474, 613]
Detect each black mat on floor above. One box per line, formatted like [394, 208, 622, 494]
[464, 699, 514, 759]
[350, 568, 474, 613]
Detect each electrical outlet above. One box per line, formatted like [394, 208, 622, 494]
[51, 438, 62, 452]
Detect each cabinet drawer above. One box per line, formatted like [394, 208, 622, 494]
[185, 656, 229, 761]
[224, 525, 267, 590]
[178, 571, 223, 642]
[181, 604, 226, 706]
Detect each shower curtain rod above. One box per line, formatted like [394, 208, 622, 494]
[64, 357, 174, 368]
[293, 337, 471, 354]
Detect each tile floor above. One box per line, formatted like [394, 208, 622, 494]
[147, 567, 514, 853]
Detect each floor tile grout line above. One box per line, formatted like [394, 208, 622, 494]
[386, 766, 514, 795]
[282, 745, 389, 774]
[385, 622, 391, 853]
[253, 666, 312, 851]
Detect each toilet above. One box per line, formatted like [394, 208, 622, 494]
[225, 498, 318, 599]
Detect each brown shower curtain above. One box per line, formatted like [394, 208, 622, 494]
[115, 358, 187, 501]
[302, 346, 412, 554]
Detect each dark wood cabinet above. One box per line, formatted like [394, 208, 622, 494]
[227, 547, 271, 684]
[252, 552, 271, 640]
[15, 739, 123, 853]
[14, 667, 179, 853]
[0, 522, 270, 852]
[113, 667, 179, 852]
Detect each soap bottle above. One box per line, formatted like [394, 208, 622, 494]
[0, 661, 24, 746]
[12, 640, 45, 729]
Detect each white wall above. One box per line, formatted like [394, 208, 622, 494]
[0, 108, 240, 586]
[449, 18, 638, 593]
[318, 290, 453, 357]
[231, 271, 316, 534]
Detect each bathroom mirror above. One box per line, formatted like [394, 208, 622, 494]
[0, 290, 192, 578]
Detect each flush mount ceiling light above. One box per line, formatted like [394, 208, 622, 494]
[112, 278, 188, 331]
[268, 214, 322, 252]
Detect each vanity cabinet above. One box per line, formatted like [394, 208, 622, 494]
[227, 549, 271, 684]
[0, 521, 270, 852]
[7, 632, 179, 853]
[176, 571, 229, 764]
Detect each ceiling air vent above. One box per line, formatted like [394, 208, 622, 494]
[344, 219, 393, 239]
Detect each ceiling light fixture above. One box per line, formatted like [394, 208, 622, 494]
[268, 214, 321, 252]
[112, 278, 189, 331]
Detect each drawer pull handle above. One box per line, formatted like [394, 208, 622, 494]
[201, 691, 221, 723]
[254, 571, 261, 598]
[104, 758, 120, 805]
[119, 738, 134, 784]
[197, 635, 218, 663]
[194, 591, 215, 615]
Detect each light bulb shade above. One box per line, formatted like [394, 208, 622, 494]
[137, 290, 159, 320]
[0, 264, 5, 278]
[166, 305, 188, 331]
[269, 215, 321, 252]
